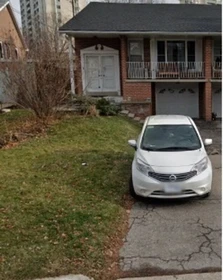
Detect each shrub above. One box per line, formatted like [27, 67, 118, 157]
[72, 96, 97, 115]
[96, 98, 120, 116]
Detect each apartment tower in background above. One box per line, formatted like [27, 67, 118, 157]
[20, 0, 87, 41]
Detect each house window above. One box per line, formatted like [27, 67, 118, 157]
[128, 40, 143, 62]
[214, 39, 222, 64]
[0, 42, 3, 59]
[187, 41, 195, 63]
[3, 43, 10, 59]
[157, 40, 195, 64]
[157, 41, 165, 62]
[167, 41, 185, 62]
[15, 48, 18, 59]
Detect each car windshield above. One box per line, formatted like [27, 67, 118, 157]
[141, 125, 201, 151]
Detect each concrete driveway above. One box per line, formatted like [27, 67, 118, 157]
[119, 122, 221, 277]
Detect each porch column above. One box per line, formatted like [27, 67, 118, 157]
[203, 37, 213, 121]
[68, 36, 75, 96]
[120, 36, 127, 98]
[74, 38, 83, 95]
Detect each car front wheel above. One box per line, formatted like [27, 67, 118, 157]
[129, 176, 138, 199]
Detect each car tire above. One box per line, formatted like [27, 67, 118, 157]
[200, 192, 210, 199]
[129, 176, 138, 199]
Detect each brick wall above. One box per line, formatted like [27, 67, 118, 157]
[120, 36, 127, 96]
[121, 81, 152, 117]
[203, 82, 212, 121]
[122, 82, 152, 102]
[203, 37, 213, 121]
[122, 102, 151, 119]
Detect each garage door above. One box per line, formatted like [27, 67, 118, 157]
[156, 83, 199, 118]
[212, 86, 222, 118]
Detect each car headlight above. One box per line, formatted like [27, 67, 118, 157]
[191, 157, 208, 175]
[136, 158, 153, 176]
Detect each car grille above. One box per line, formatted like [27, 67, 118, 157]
[148, 171, 197, 182]
[151, 190, 197, 196]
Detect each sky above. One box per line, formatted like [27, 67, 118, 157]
[10, 0, 21, 26]
[9, 0, 179, 28]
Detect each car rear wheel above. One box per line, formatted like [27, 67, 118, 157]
[129, 176, 138, 199]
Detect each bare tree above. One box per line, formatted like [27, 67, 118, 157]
[2, 21, 71, 123]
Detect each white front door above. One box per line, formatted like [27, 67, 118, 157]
[85, 55, 100, 92]
[101, 55, 116, 91]
[84, 54, 119, 94]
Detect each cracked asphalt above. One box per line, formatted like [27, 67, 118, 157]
[119, 154, 221, 274]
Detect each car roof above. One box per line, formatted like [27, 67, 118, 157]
[146, 115, 192, 126]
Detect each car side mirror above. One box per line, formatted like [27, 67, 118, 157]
[204, 139, 213, 146]
[128, 139, 137, 150]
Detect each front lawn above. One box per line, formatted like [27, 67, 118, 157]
[0, 113, 140, 280]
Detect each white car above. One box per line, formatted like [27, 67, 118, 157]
[128, 115, 213, 199]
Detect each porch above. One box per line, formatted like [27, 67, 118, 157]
[212, 62, 222, 79]
[127, 62, 205, 80]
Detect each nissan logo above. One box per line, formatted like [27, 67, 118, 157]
[169, 174, 177, 181]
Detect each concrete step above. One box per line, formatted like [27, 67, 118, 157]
[120, 110, 129, 115]
[133, 117, 141, 121]
[128, 113, 135, 118]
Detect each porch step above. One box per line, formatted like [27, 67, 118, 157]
[133, 117, 140, 121]
[128, 113, 135, 118]
[120, 110, 129, 115]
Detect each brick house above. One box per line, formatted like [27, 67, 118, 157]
[60, 3, 222, 121]
[0, 0, 27, 102]
[0, 0, 27, 59]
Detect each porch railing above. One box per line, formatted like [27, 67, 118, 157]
[127, 62, 205, 80]
[212, 62, 222, 79]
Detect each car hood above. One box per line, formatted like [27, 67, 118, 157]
[137, 148, 206, 168]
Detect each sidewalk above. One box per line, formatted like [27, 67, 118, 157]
[118, 272, 222, 280]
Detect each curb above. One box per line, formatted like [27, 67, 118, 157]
[117, 272, 222, 280]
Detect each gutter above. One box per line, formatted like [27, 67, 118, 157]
[59, 30, 221, 36]
[0, 1, 9, 12]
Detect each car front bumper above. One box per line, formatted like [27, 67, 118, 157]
[132, 162, 212, 199]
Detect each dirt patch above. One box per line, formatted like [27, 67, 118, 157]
[97, 194, 135, 280]
[0, 117, 56, 149]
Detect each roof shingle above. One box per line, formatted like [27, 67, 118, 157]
[60, 2, 221, 34]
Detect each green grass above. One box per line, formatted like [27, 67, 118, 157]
[0, 114, 141, 280]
